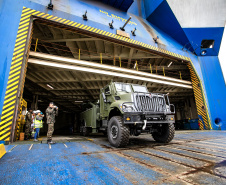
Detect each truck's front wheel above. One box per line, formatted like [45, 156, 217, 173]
[108, 116, 130, 147]
[151, 123, 175, 143]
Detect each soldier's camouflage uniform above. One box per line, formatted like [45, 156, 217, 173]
[46, 107, 58, 140]
[25, 111, 32, 139]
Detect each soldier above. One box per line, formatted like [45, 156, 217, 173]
[25, 108, 33, 140]
[46, 102, 58, 144]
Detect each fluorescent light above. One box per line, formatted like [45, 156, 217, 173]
[28, 58, 193, 89]
[134, 63, 136, 69]
[29, 52, 192, 85]
[47, 84, 54, 89]
[74, 101, 83, 103]
[167, 62, 173, 68]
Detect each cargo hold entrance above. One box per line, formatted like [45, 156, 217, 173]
[21, 20, 199, 138]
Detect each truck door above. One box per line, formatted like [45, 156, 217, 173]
[100, 86, 111, 118]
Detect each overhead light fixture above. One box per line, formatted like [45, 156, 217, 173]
[47, 84, 54, 89]
[83, 10, 88, 20]
[47, 0, 53, 10]
[131, 27, 136, 36]
[74, 101, 83, 103]
[120, 16, 132, 31]
[109, 20, 114, 29]
[29, 58, 192, 89]
[29, 52, 193, 87]
[134, 62, 137, 69]
[201, 50, 207, 56]
[167, 61, 173, 68]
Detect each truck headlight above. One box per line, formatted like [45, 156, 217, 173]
[119, 104, 136, 112]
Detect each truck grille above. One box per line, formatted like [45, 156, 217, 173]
[135, 94, 166, 113]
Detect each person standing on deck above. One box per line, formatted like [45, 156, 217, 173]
[46, 102, 58, 144]
[25, 108, 33, 140]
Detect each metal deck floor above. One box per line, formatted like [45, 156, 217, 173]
[0, 131, 226, 184]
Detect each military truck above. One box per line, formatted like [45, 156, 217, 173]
[80, 81, 175, 147]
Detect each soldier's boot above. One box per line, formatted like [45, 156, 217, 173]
[49, 140, 56, 144]
[47, 140, 56, 144]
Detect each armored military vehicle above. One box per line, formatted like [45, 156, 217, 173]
[80, 81, 175, 147]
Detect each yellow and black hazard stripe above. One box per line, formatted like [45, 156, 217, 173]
[16, 99, 27, 140]
[187, 62, 211, 130]
[0, 8, 32, 142]
[21, 7, 190, 61]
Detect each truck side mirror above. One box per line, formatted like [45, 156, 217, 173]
[170, 104, 175, 113]
[102, 92, 107, 103]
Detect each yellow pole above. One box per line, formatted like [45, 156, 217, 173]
[79, 49, 80, 60]
[100, 53, 102, 64]
[163, 67, 165, 76]
[113, 56, 115, 66]
[179, 71, 182, 80]
[150, 64, 152, 74]
[136, 61, 138, 71]
[35, 38, 38, 52]
[119, 57, 121, 68]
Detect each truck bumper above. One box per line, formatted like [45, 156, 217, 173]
[123, 113, 175, 124]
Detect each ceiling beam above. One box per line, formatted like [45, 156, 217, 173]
[26, 75, 112, 83]
[70, 71, 96, 100]
[139, 65, 188, 71]
[46, 38, 101, 42]
[127, 48, 134, 68]
[66, 41, 78, 58]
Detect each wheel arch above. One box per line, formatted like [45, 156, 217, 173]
[108, 107, 122, 121]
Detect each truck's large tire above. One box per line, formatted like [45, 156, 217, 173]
[108, 116, 130, 147]
[151, 123, 175, 143]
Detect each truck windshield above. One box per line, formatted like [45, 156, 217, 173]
[115, 83, 131, 92]
[132, 85, 148, 93]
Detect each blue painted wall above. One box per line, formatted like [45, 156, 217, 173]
[183, 28, 225, 56]
[198, 56, 226, 130]
[0, 0, 225, 129]
[0, 0, 24, 118]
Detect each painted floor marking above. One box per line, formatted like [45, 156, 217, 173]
[8, 145, 17, 152]
[29, 144, 33, 150]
